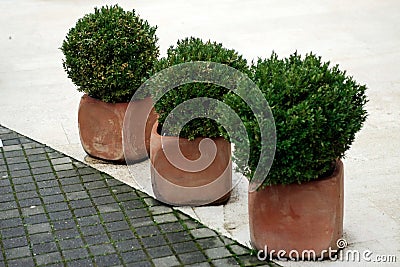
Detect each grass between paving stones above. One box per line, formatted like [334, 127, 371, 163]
[0, 126, 276, 267]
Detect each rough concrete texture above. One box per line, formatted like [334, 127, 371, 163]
[0, 0, 399, 266]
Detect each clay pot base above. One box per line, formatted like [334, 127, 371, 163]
[248, 160, 344, 260]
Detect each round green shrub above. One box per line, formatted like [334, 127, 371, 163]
[61, 5, 159, 103]
[224, 52, 368, 186]
[153, 37, 250, 140]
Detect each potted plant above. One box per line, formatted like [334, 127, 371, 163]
[149, 37, 250, 206]
[224, 52, 368, 259]
[61, 5, 159, 162]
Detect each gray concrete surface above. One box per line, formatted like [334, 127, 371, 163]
[0, 0, 399, 266]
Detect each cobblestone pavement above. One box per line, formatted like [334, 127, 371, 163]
[0, 125, 275, 267]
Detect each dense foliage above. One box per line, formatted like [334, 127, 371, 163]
[61, 5, 159, 103]
[153, 37, 249, 140]
[224, 52, 368, 186]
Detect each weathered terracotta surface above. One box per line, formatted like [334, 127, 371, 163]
[248, 160, 344, 259]
[150, 122, 232, 206]
[78, 94, 157, 162]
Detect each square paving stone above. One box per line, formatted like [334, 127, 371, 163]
[108, 229, 135, 242]
[115, 239, 142, 252]
[63, 247, 89, 261]
[129, 217, 154, 228]
[46, 202, 69, 212]
[80, 224, 106, 237]
[125, 209, 152, 220]
[2, 236, 28, 249]
[31, 166, 53, 175]
[24, 214, 49, 225]
[7, 257, 35, 267]
[120, 199, 145, 210]
[158, 222, 185, 233]
[49, 210, 73, 221]
[5, 246, 31, 259]
[204, 247, 232, 260]
[96, 203, 120, 214]
[121, 250, 147, 263]
[27, 222, 51, 234]
[54, 228, 81, 240]
[30, 160, 51, 169]
[135, 225, 161, 237]
[62, 184, 85, 193]
[77, 168, 98, 176]
[27, 154, 48, 162]
[196, 237, 225, 250]
[0, 186, 13, 194]
[58, 238, 85, 250]
[85, 234, 110, 246]
[10, 169, 31, 178]
[93, 254, 121, 267]
[34, 173, 56, 182]
[141, 235, 168, 248]
[89, 243, 116, 256]
[14, 183, 36, 192]
[185, 262, 211, 267]
[104, 220, 130, 232]
[0, 217, 23, 229]
[165, 231, 193, 243]
[73, 207, 97, 218]
[66, 191, 90, 201]
[0, 209, 20, 220]
[1, 227, 26, 239]
[66, 258, 94, 267]
[85, 180, 106, 190]
[114, 192, 138, 202]
[212, 257, 240, 266]
[56, 170, 79, 179]
[0, 194, 14, 203]
[88, 188, 110, 198]
[152, 213, 179, 224]
[191, 228, 218, 239]
[92, 196, 115, 206]
[229, 244, 251, 256]
[25, 148, 46, 155]
[2, 144, 22, 152]
[7, 157, 27, 164]
[51, 157, 72, 165]
[39, 187, 62, 197]
[179, 251, 207, 265]
[52, 220, 77, 231]
[76, 215, 101, 227]
[42, 194, 66, 204]
[70, 199, 93, 209]
[37, 180, 59, 189]
[147, 245, 173, 259]
[8, 162, 29, 171]
[60, 176, 81, 186]
[31, 242, 59, 255]
[101, 211, 125, 223]
[171, 240, 199, 254]
[34, 251, 62, 266]
[18, 197, 42, 208]
[0, 201, 17, 211]
[152, 255, 180, 267]
[53, 163, 74, 172]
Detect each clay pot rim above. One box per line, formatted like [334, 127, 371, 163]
[81, 93, 151, 104]
[152, 121, 230, 143]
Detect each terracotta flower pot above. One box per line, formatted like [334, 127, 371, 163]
[78, 94, 157, 162]
[150, 122, 232, 206]
[248, 160, 344, 260]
